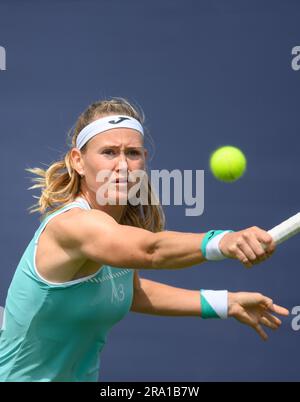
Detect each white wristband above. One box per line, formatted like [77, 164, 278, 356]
[201, 290, 228, 319]
[205, 231, 231, 261]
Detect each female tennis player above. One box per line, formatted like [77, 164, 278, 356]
[0, 98, 289, 382]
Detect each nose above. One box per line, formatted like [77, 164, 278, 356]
[115, 152, 129, 175]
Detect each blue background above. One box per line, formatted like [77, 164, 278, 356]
[0, 0, 299, 381]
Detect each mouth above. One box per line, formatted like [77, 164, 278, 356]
[111, 178, 128, 184]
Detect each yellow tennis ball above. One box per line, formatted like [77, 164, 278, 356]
[209, 146, 247, 182]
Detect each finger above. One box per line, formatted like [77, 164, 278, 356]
[268, 303, 290, 316]
[262, 312, 282, 327]
[233, 247, 253, 268]
[259, 316, 280, 330]
[237, 241, 257, 262]
[246, 235, 269, 263]
[266, 238, 276, 254]
[254, 323, 269, 341]
[253, 228, 276, 254]
[259, 297, 290, 316]
[259, 296, 274, 309]
[262, 240, 276, 255]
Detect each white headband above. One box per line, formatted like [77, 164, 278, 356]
[76, 115, 144, 150]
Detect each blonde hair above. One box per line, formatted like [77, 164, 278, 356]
[27, 97, 165, 232]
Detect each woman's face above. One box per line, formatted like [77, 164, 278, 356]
[72, 128, 147, 206]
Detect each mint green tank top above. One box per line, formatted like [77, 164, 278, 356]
[0, 197, 134, 382]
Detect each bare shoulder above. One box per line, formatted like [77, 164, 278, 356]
[47, 207, 117, 249]
[36, 208, 110, 283]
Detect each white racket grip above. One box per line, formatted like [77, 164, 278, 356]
[267, 212, 300, 246]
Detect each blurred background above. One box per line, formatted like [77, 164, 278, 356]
[0, 0, 299, 381]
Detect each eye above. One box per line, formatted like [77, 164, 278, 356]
[127, 149, 141, 157]
[102, 148, 116, 156]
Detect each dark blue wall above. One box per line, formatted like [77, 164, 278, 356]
[0, 0, 299, 381]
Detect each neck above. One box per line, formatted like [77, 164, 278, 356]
[78, 189, 126, 223]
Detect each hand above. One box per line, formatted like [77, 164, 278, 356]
[219, 227, 276, 268]
[228, 292, 289, 341]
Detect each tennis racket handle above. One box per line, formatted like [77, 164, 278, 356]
[267, 212, 300, 246]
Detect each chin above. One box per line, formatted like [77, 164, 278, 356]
[107, 190, 129, 206]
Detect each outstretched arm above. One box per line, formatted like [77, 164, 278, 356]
[56, 209, 276, 270]
[130, 272, 289, 341]
[130, 272, 203, 317]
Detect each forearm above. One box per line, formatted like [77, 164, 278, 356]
[150, 231, 206, 269]
[130, 277, 202, 317]
[130, 276, 290, 341]
[146, 225, 275, 270]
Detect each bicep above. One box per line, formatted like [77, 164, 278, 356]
[58, 210, 156, 269]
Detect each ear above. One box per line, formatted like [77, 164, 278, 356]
[70, 148, 85, 176]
